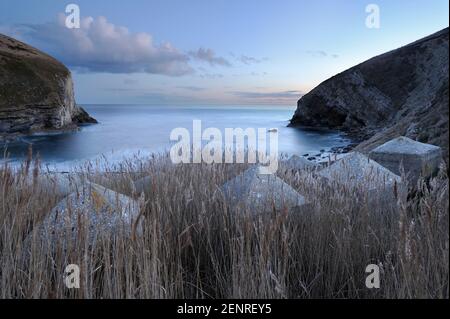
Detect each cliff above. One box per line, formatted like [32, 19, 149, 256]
[0, 33, 96, 135]
[289, 28, 449, 158]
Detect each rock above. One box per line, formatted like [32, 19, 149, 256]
[318, 152, 401, 193]
[31, 182, 142, 249]
[0, 33, 97, 135]
[342, 147, 352, 153]
[283, 155, 317, 170]
[220, 166, 307, 212]
[307, 157, 316, 161]
[72, 106, 98, 125]
[89, 183, 141, 220]
[289, 28, 449, 161]
[330, 147, 342, 153]
[369, 136, 442, 183]
[88, 174, 114, 189]
[317, 152, 350, 165]
[317, 152, 402, 209]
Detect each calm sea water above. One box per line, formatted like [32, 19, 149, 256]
[1, 105, 351, 170]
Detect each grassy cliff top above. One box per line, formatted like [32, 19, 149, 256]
[0, 34, 70, 108]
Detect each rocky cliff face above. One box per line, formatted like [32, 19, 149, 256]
[0, 34, 96, 135]
[289, 28, 449, 158]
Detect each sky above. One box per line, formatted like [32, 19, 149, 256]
[1, 0, 449, 105]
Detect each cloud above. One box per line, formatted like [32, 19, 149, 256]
[199, 73, 224, 79]
[230, 90, 302, 99]
[2, 15, 266, 77]
[238, 55, 261, 65]
[98, 87, 196, 104]
[226, 90, 302, 105]
[189, 48, 232, 67]
[8, 14, 194, 76]
[250, 72, 268, 76]
[176, 86, 206, 91]
[102, 87, 141, 92]
[135, 91, 215, 105]
[123, 78, 139, 85]
[306, 50, 339, 58]
[306, 50, 327, 57]
[229, 52, 268, 65]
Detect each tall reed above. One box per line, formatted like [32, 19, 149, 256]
[0, 153, 448, 298]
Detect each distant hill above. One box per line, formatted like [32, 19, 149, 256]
[0, 34, 96, 135]
[289, 28, 449, 160]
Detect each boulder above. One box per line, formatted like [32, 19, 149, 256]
[317, 152, 352, 165]
[31, 182, 142, 249]
[369, 136, 442, 183]
[220, 166, 307, 212]
[283, 155, 317, 170]
[317, 152, 401, 196]
[89, 174, 114, 189]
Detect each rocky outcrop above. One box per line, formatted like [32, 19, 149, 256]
[289, 28, 449, 160]
[23, 181, 142, 254]
[221, 166, 307, 212]
[0, 34, 96, 135]
[283, 155, 317, 170]
[369, 136, 442, 184]
[317, 152, 402, 207]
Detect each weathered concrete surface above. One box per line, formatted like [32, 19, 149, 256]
[221, 166, 306, 212]
[318, 152, 401, 192]
[283, 155, 317, 171]
[31, 182, 142, 249]
[369, 136, 442, 183]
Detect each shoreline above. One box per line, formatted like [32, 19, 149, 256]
[1, 139, 357, 171]
[0, 124, 84, 144]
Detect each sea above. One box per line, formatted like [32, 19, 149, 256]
[0, 104, 351, 171]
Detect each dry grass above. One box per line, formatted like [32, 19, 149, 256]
[0, 152, 448, 299]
